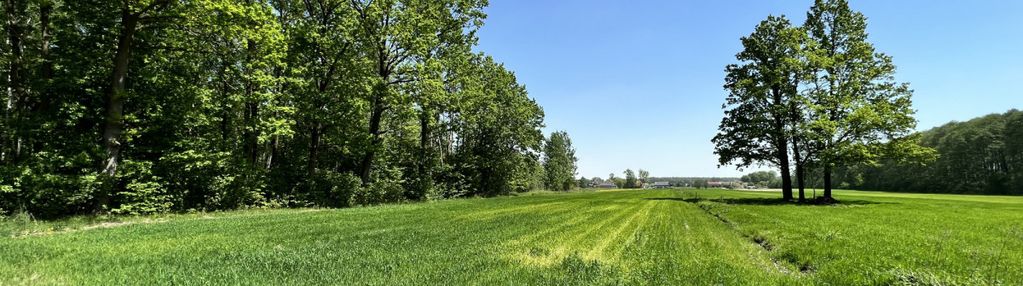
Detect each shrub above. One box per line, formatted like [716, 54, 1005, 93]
[0, 184, 13, 216]
[2, 151, 101, 219]
[160, 150, 266, 211]
[111, 160, 173, 215]
[356, 179, 405, 206]
[434, 164, 470, 199]
[310, 170, 361, 208]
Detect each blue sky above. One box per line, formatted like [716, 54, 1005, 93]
[474, 1, 1023, 178]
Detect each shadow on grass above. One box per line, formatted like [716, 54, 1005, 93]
[644, 197, 891, 206]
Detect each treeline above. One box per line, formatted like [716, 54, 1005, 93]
[581, 169, 650, 188]
[713, 0, 930, 202]
[645, 177, 740, 188]
[832, 110, 1023, 195]
[0, 0, 566, 218]
[582, 176, 741, 189]
[740, 171, 779, 188]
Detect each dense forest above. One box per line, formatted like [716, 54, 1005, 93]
[0, 0, 584, 218]
[831, 110, 1023, 195]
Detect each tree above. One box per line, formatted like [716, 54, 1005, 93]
[2, 0, 57, 165]
[349, 0, 486, 185]
[102, 0, 297, 213]
[612, 177, 625, 188]
[802, 0, 920, 201]
[693, 179, 708, 189]
[542, 131, 578, 191]
[276, 0, 362, 181]
[623, 169, 638, 188]
[0, 0, 547, 218]
[740, 170, 777, 186]
[638, 169, 650, 185]
[450, 54, 544, 196]
[577, 177, 590, 189]
[831, 110, 1015, 195]
[2, 0, 27, 164]
[100, 0, 173, 178]
[713, 15, 804, 201]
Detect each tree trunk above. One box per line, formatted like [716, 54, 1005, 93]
[823, 164, 833, 199]
[415, 108, 433, 198]
[359, 84, 385, 185]
[419, 110, 430, 167]
[778, 139, 793, 201]
[437, 112, 449, 163]
[771, 87, 793, 200]
[243, 37, 259, 166]
[38, 2, 51, 80]
[307, 59, 334, 179]
[307, 123, 321, 177]
[359, 114, 381, 185]
[793, 138, 806, 202]
[266, 135, 278, 170]
[5, 0, 24, 162]
[245, 101, 258, 165]
[102, 9, 139, 177]
[29, 2, 52, 155]
[212, 59, 229, 143]
[219, 93, 231, 143]
[359, 46, 390, 185]
[796, 162, 806, 201]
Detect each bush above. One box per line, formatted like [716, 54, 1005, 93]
[111, 160, 172, 215]
[405, 175, 433, 202]
[2, 151, 101, 219]
[0, 184, 13, 216]
[356, 179, 405, 206]
[160, 150, 266, 211]
[434, 164, 470, 199]
[310, 170, 361, 208]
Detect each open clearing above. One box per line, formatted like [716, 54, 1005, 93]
[2, 189, 1022, 285]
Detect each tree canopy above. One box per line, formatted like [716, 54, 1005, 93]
[741, 171, 778, 186]
[714, 0, 927, 202]
[831, 110, 1022, 195]
[801, 0, 923, 201]
[713, 15, 804, 200]
[542, 131, 578, 192]
[0, 0, 551, 218]
[623, 169, 639, 188]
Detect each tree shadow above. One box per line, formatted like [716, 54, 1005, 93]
[644, 197, 891, 206]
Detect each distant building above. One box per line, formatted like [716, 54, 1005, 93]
[595, 182, 618, 188]
[708, 181, 741, 189]
[644, 181, 671, 189]
[651, 181, 671, 188]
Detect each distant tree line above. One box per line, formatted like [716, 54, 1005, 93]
[713, 0, 931, 202]
[597, 176, 742, 189]
[740, 171, 779, 188]
[830, 110, 1023, 195]
[0, 0, 576, 218]
[579, 168, 650, 189]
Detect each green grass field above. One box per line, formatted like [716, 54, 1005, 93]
[2, 189, 1022, 285]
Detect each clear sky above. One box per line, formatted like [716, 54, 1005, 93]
[474, 1, 1023, 179]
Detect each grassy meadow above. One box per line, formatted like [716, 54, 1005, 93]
[2, 189, 1021, 285]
